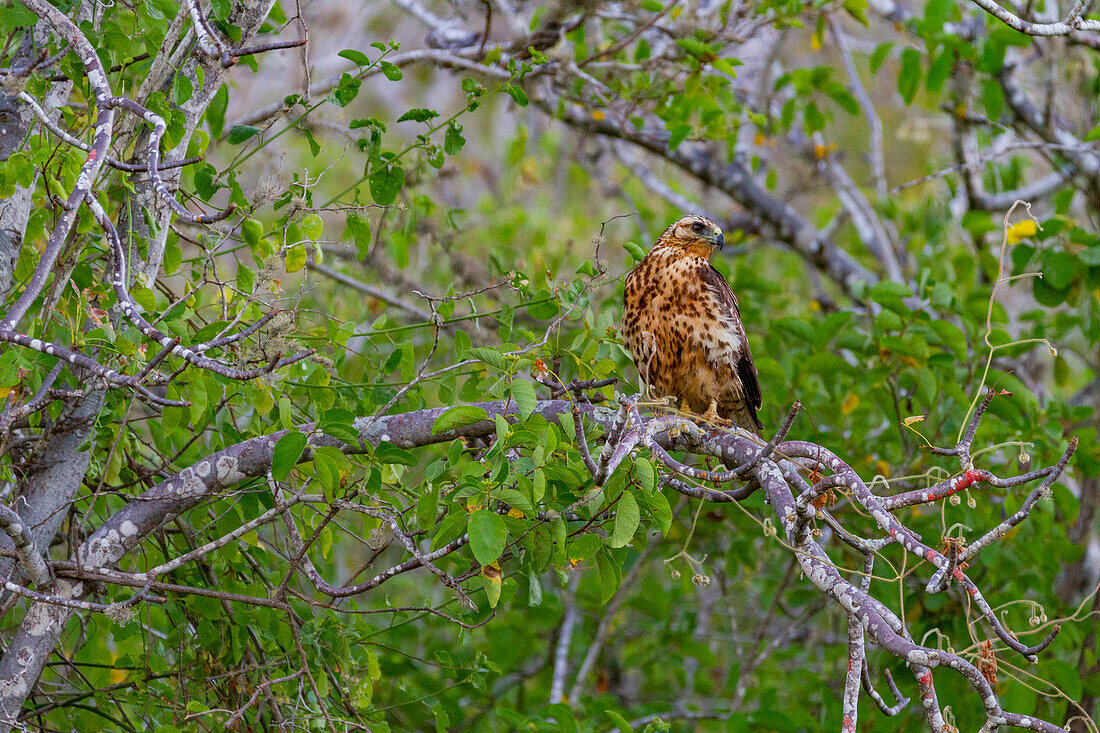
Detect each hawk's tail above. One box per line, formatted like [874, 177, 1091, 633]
[733, 403, 764, 437]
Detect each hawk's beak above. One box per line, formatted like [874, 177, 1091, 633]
[715, 231, 725, 250]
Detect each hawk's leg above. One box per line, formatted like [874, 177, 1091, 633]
[700, 400, 732, 428]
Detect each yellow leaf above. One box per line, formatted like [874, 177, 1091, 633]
[753, 132, 767, 146]
[0, 386, 12, 399]
[811, 31, 822, 50]
[903, 415, 925, 426]
[481, 561, 502, 581]
[481, 563, 502, 608]
[109, 667, 127, 684]
[875, 460, 892, 478]
[1006, 220, 1039, 245]
[591, 109, 606, 121]
[841, 392, 859, 415]
[507, 507, 524, 519]
[813, 142, 837, 159]
[810, 300, 821, 312]
[284, 243, 307, 273]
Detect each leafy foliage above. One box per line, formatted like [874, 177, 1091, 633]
[0, 0, 1096, 731]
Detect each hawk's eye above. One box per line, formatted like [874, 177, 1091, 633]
[690, 222, 705, 234]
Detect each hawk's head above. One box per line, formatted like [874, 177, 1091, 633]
[654, 215, 725, 257]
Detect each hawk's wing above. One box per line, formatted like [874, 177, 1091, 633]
[701, 264, 763, 427]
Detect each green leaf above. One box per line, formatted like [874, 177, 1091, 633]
[369, 159, 405, 205]
[374, 441, 417, 466]
[226, 125, 260, 145]
[299, 213, 323, 241]
[444, 122, 466, 155]
[569, 534, 602, 564]
[608, 491, 639, 548]
[396, 107, 440, 123]
[528, 568, 543, 606]
[640, 490, 672, 534]
[595, 550, 621, 603]
[931, 320, 968, 359]
[869, 280, 912, 312]
[379, 60, 403, 81]
[897, 47, 921, 104]
[241, 218, 263, 246]
[926, 50, 953, 93]
[468, 510, 507, 564]
[494, 487, 533, 513]
[433, 406, 490, 434]
[843, 0, 869, 24]
[624, 241, 647, 262]
[1032, 276, 1068, 306]
[711, 57, 741, 77]
[193, 164, 220, 200]
[632, 458, 657, 494]
[173, 73, 192, 105]
[330, 73, 362, 107]
[338, 48, 371, 66]
[417, 484, 439, 529]
[511, 379, 537, 420]
[605, 710, 633, 733]
[318, 407, 360, 443]
[272, 431, 308, 481]
[1042, 250, 1077, 290]
[676, 37, 712, 57]
[1085, 125, 1100, 143]
[131, 286, 157, 313]
[345, 212, 371, 258]
[980, 78, 1004, 120]
[468, 346, 509, 371]
[163, 240, 181, 274]
[284, 243, 306, 273]
[667, 123, 691, 150]
[504, 84, 528, 107]
[962, 210, 997, 236]
[432, 510, 468, 551]
[869, 42, 892, 73]
[1078, 246, 1100, 266]
[815, 311, 852, 348]
[312, 446, 349, 495]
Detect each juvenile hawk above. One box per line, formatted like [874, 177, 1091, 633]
[622, 215, 763, 433]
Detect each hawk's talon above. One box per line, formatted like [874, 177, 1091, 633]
[700, 401, 732, 428]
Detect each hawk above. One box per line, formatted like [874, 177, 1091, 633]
[622, 215, 763, 433]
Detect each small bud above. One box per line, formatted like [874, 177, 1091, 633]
[1029, 616, 1040, 627]
[670, 569, 681, 580]
[1019, 452, 1030, 464]
[967, 496, 976, 509]
[949, 494, 961, 506]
